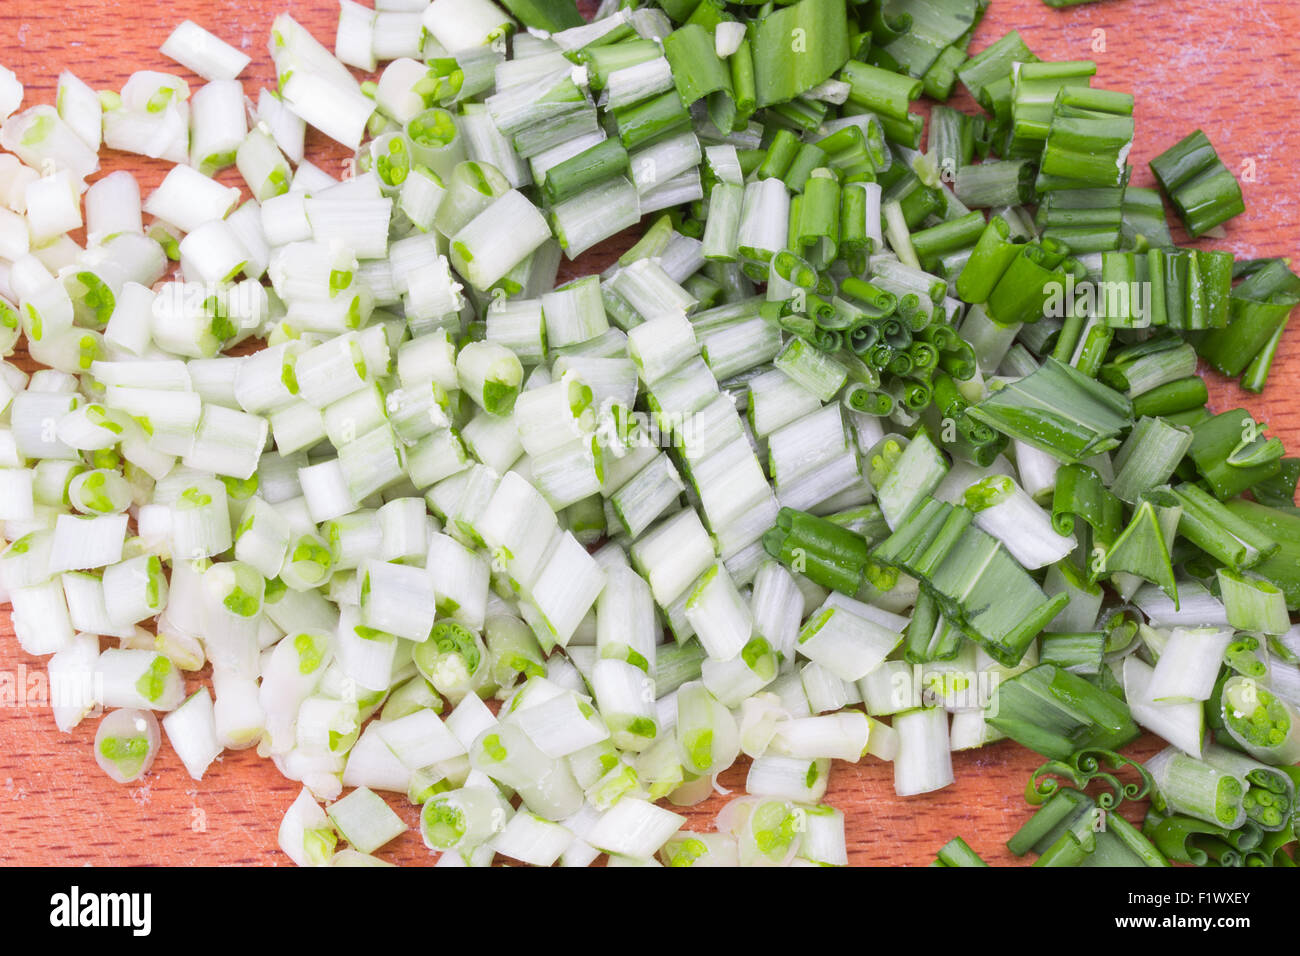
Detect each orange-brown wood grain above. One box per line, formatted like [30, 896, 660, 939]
[0, 0, 1297, 867]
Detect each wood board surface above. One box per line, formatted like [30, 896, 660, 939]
[0, 0, 1296, 866]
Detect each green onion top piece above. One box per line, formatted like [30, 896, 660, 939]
[762, 506, 872, 596]
[1100, 491, 1180, 601]
[873, 497, 1069, 666]
[1149, 129, 1246, 238]
[874, 0, 980, 81]
[968, 358, 1133, 463]
[956, 28, 1029, 106]
[1010, 787, 1168, 867]
[1008, 60, 1096, 159]
[1187, 409, 1282, 500]
[662, 23, 735, 130]
[496, 0, 582, 32]
[988, 664, 1141, 761]
[1196, 258, 1300, 387]
[1142, 811, 1253, 867]
[751, 0, 852, 109]
[1039, 88, 1134, 190]
[933, 835, 989, 867]
[1223, 500, 1300, 611]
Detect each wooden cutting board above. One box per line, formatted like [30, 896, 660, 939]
[0, 0, 1296, 866]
